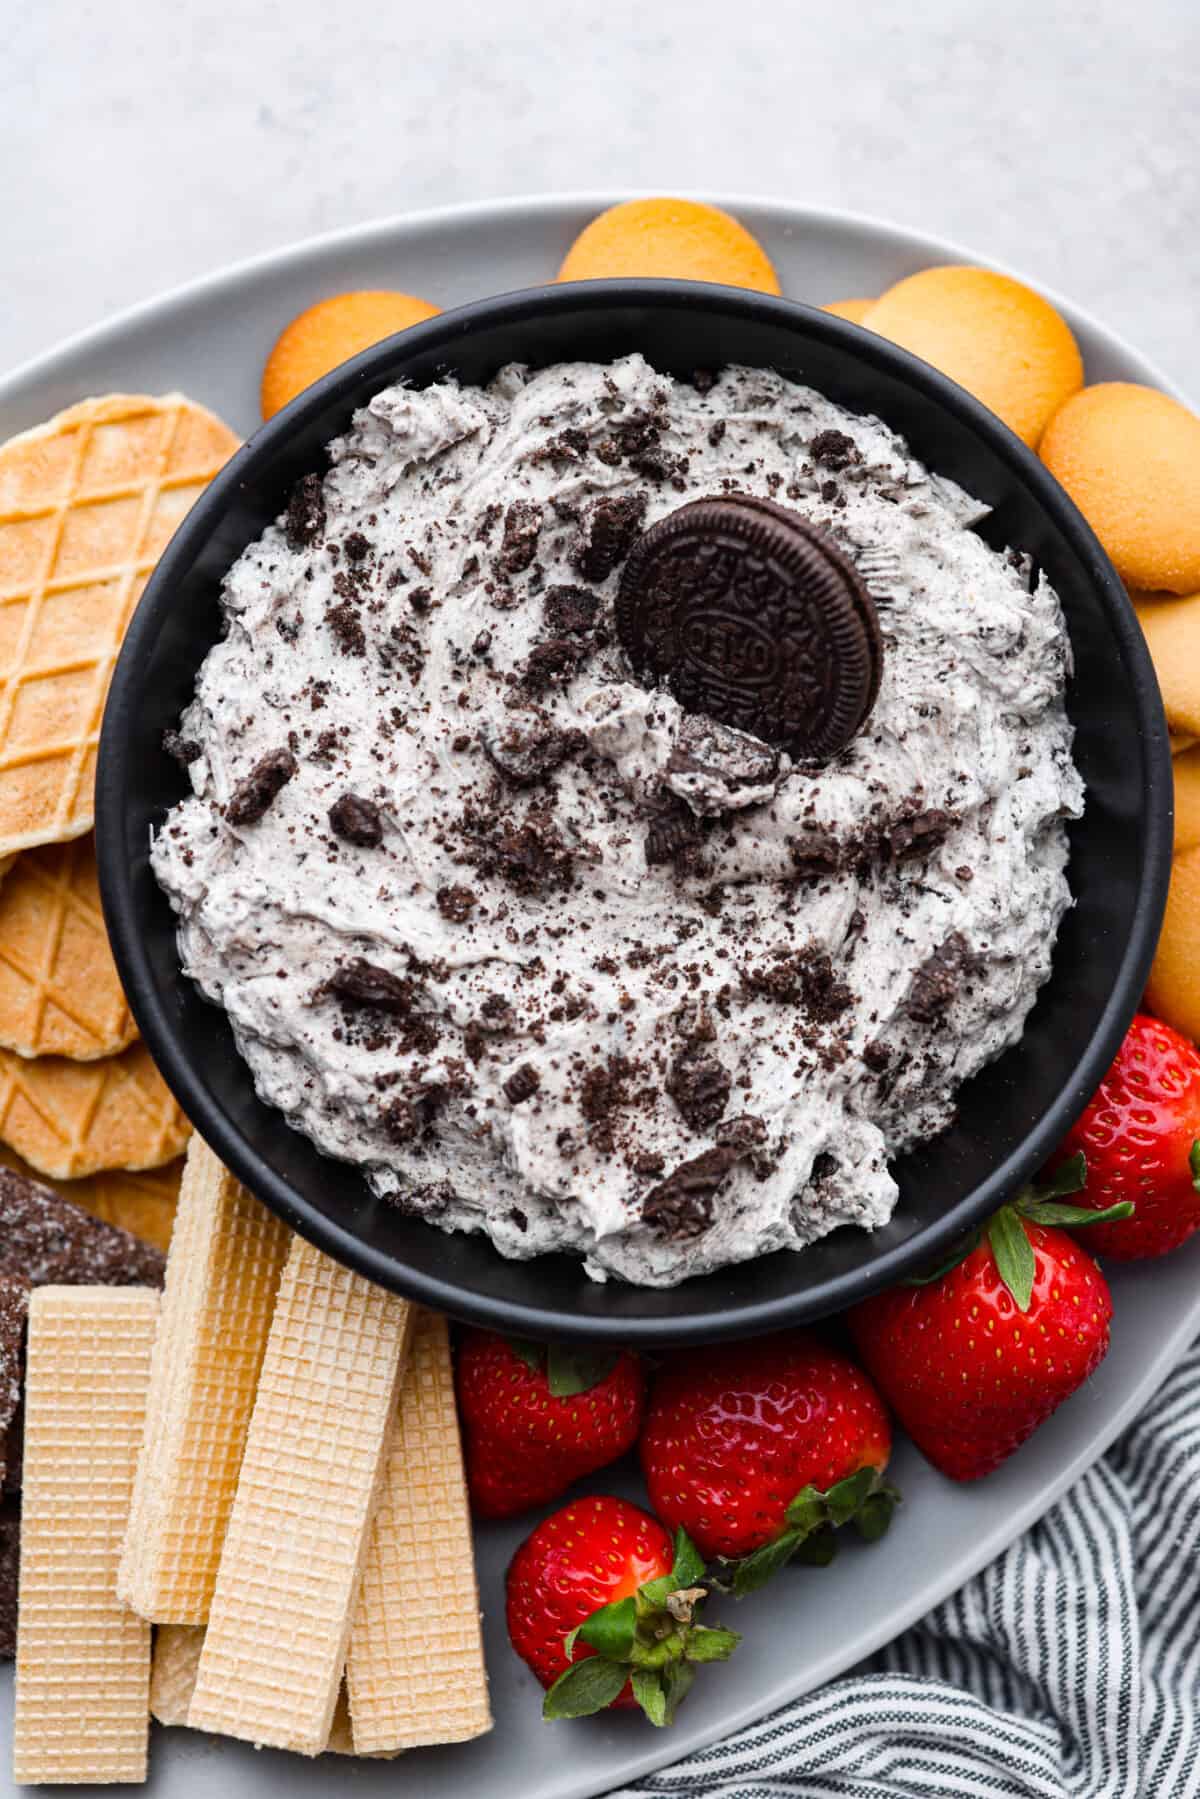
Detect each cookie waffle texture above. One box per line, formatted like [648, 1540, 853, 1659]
[346, 1308, 491, 1752]
[0, 1038, 190, 1179]
[149, 1626, 381, 1759]
[119, 1138, 290, 1624]
[187, 1236, 413, 1754]
[0, 394, 239, 857]
[12, 1285, 159, 1784]
[0, 836, 136, 1060]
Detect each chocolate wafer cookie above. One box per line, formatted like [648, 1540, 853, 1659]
[617, 493, 881, 759]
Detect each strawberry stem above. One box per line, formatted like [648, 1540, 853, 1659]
[720, 1466, 899, 1596]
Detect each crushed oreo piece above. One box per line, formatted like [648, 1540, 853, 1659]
[482, 714, 585, 787]
[667, 1046, 731, 1132]
[343, 530, 370, 562]
[645, 804, 703, 868]
[226, 749, 298, 826]
[1, 1507, 18, 1658]
[503, 1064, 541, 1105]
[522, 635, 590, 694]
[641, 1145, 738, 1239]
[810, 429, 862, 471]
[326, 599, 366, 656]
[573, 492, 648, 583]
[327, 958, 423, 1016]
[744, 946, 853, 1020]
[284, 472, 326, 548]
[473, 811, 576, 895]
[328, 793, 383, 848]
[906, 932, 981, 1024]
[543, 584, 601, 637]
[436, 884, 477, 923]
[163, 729, 201, 768]
[497, 500, 543, 575]
[885, 806, 954, 864]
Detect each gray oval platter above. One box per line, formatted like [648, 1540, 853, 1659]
[1, 192, 1195, 1799]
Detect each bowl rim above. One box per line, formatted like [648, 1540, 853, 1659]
[96, 275, 1173, 1340]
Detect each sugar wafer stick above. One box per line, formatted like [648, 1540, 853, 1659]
[187, 1236, 413, 1755]
[12, 1286, 158, 1785]
[346, 1309, 491, 1752]
[119, 1138, 289, 1624]
[149, 1626, 384, 1759]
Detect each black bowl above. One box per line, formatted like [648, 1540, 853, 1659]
[96, 280, 1171, 1344]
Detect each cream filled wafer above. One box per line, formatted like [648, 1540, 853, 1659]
[187, 1237, 413, 1755]
[346, 1308, 490, 1752]
[120, 1138, 290, 1624]
[12, 1285, 158, 1784]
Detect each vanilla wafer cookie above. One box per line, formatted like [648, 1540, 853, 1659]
[120, 1138, 290, 1624]
[346, 1309, 490, 1752]
[0, 1038, 189, 1179]
[188, 1237, 413, 1755]
[13, 1285, 159, 1784]
[0, 395, 239, 858]
[0, 834, 135, 1059]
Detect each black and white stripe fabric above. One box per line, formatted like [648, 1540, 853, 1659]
[616, 1339, 1200, 1799]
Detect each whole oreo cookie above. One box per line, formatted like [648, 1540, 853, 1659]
[616, 495, 882, 759]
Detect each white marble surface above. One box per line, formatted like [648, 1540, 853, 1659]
[2, 0, 1198, 389]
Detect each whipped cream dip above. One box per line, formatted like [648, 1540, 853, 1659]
[153, 355, 1083, 1285]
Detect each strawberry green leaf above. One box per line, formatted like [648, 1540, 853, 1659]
[856, 1487, 899, 1542]
[1020, 1199, 1134, 1228]
[906, 1227, 983, 1286]
[543, 1656, 629, 1720]
[576, 1596, 637, 1662]
[987, 1205, 1036, 1311]
[784, 1485, 827, 1534]
[631, 1669, 667, 1727]
[729, 1527, 805, 1596]
[545, 1345, 620, 1398]
[791, 1525, 839, 1567]
[685, 1626, 741, 1663]
[824, 1468, 877, 1526]
[1190, 1142, 1200, 1193]
[507, 1337, 544, 1374]
[671, 1528, 705, 1589]
[662, 1660, 696, 1724]
[1031, 1151, 1088, 1201]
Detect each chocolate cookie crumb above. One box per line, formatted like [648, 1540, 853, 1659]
[163, 729, 201, 767]
[436, 884, 477, 923]
[810, 429, 862, 471]
[906, 932, 981, 1024]
[642, 1145, 738, 1239]
[329, 793, 384, 847]
[543, 584, 601, 637]
[326, 599, 366, 656]
[503, 1064, 540, 1105]
[497, 500, 543, 575]
[573, 492, 648, 583]
[284, 473, 326, 548]
[226, 749, 297, 825]
[667, 1046, 731, 1132]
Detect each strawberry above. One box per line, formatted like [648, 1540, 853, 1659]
[639, 1330, 896, 1593]
[1048, 1011, 1200, 1259]
[848, 1158, 1129, 1481]
[506, 1495, 739, 1725]
[456, 1332, 645, 1520]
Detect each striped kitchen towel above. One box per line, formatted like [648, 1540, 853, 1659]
[618, 1337, 1200, 1799]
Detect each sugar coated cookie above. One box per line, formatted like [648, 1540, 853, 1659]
[863, 265, 1083, 446]
[261, 291, 441, 421]
[1041, 384, 1200, 593]
[556, 198, 780, 295]
[1133, 592, 1200, 740]
[1146, 845, 1200, 1045]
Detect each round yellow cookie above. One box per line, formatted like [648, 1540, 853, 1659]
[863, 265, 1083, 447]
[1133, 592, 1200, 740]
[557, 198, 781, 295]
[1146, 845, 1200, 1045]
[823, 298, 875, 324]
[1040, 384, 1200, 593]
[262, 291, 441, 421]
[1174, 745, 1200, 855]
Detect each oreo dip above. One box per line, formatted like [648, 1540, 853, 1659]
[152, 355, 1082, 1286]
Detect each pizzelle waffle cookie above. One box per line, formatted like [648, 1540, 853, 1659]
[187, 1236, 413, 1755]
[12, 1285, 159, 1785]
[120, 1137, 290, 1624]
[0, 1038, 190, 1180]
[346, 1308, 491, 1753]
[0, 394, 239, 857]
[0, 834, 136, 1060]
